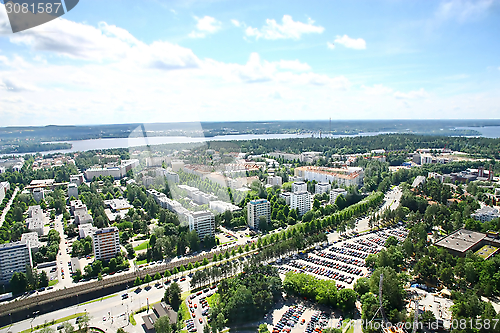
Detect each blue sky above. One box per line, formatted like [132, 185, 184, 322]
[0, 0, 499, 126]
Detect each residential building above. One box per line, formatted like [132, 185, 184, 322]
[92, 227, 120, 260]
[292, 181, 307, 193]
[428, 172, 444, 183]
[104, 198, 132, 212]
[412, 176, 426, 188]
[315, 182, 331, 195]
[26, 205, 44, 236]
[67, 183, 78, 199]
[70, 173, 85, 186]
[187, 211, 215, 240]
[267, 175, 283, 186]
[20, 232, 40, 253]
[294, 166, 364, 187]
[209, 201, 242, 214]
[247, 199, 271, 230]
[84, 159, 139, 181]
[280, 192, 292, 205]
[142, 176, 154, 187]
[0, 181, 10, 203]
[171, 160, 184, 172]
[330, 188, 348, 205]
[32, 187, 44, 203]
[472, 207, 500, 223]
[290, 191, 312, 216]
[0, 241, 32, 283]
[79, 223, 97, 238]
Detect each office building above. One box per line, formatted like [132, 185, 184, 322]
[247, 199, 271, 230]
[330, 188, 348, 205]
[187, 211, 215, 240]
[0, 241, 32, 283]
[92, 227, 120, 260]
[292, 181, 307, 193]
[290, 191, 312, 216]
[315, 182, 331, 195]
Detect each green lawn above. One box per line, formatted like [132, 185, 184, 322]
[134, 258, 147, 265]
[49, 279, 59, 286]
[134, 240, 149, 251]
[17, 312, 86, 333]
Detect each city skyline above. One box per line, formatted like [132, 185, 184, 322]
[0, 0, 499, 126]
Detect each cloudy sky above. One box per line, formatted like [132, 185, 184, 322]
[0, 0, 499, 126]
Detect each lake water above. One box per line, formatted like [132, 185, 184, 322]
[455, 126, 500, 138]
[36, 131, 387, 155]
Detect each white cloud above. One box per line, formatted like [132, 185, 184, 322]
[333, 35, 366, 50]
[436, 0, 493, 23]
[245, 15, 324, 40]
[231, 19, 241, 27]
[0, 77, 39, 92]
[394, 88, 429, 99]
[327, 42, 335, 49]
[276, 60, 311, 71]
[362, 84, 393, 95]
[189, 16, 221, 38]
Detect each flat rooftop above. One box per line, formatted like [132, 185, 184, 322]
[435, 229, 486, 254]
[476, 245, 499, 259]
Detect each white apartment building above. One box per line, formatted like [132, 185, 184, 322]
[84, 159, 139, 181]
[315, 182, 331, 195]
[187, 211, 215, 240]
[267, 175, 283, 186]
[70, 173, 85, 186]
[330, 188, 348, 205]
[26, 205, 44, 236]
[68, 183, 78, 199]
[209, 200, 241, 214]
[295, 166, 364, 187]
[292, 181, 307, 193]
[79, 223, 97, 238]
[472, 207, 500, 223]
[92, 227, 120, 260]
[280, 192, 292, 205]
[171, 160, 184, 172]
[0, 241, 32, 283]
[247, 199, 271, 230]
[290, 191, 312, 216]
[0, 181, 9, 203]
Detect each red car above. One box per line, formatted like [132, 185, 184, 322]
[199, 318, 203, 324]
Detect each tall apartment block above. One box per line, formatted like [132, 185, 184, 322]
[330, 188, 348, 205]
[0, 241, 32, 284]
[92, 227, 120, 261]
[187, 211, 215, 240]
[247, 199, 271, 230]
[290, 191, 312, 216]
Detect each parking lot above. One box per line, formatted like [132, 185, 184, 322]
[184, 285, 217, 332]
[273, 225, 408, 288]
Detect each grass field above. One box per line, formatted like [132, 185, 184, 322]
[134, 258, 148, 265]
[16, 312, 86, 333]
[49, 279, 59, 286]
[134, 240, 149, 251]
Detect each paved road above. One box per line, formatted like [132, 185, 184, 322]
[0, 187, 18, 227]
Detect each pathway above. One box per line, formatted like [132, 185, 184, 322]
[0, 187, 18, 227]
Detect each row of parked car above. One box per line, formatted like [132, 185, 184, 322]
[301, 255, 363, 276]
[272, 304, 306, 333]
[315, 251, 365, 267]
[329, 246, 370, 259]
[342, 242, 380, 254]
[287, 260, 354, 285]
[304, 311, 330, 333]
